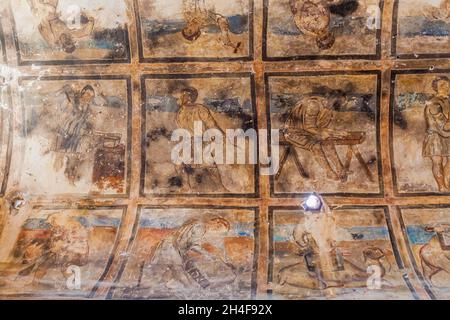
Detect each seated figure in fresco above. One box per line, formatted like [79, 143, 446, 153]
[420, 224, 450, 285]
[27, 0, 95, 54]
[289, 0, 359, 50]
[422, 76, 450, 192]
[17, 213, 89, 288]
[423, 0, 450, 22]
[53, 84, 96, 185]
[175, 86, 230, 192]
[181, 0, 242, 53]
[127, 216, 236, 299]
[282, 90, 349, 181]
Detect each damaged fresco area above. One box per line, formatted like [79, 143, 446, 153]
[109, 207, 257, 299]
[18, 76, 131, 197]
[391, 71, 450, 195]
[136, 0, 253, 62]
[0, 207, 125, 298]
[269, 207, 414, 299]
[11, 0, 131, 65]
[268, 72, 381, 196]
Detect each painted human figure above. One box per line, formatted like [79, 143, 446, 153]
[423, 0, 450, 22]
[18, 213, 89, 288]
[422, 76, 450, 191]
[289, 0, 359, 50]
[27, 0, 95, 54]
[283, 93, 349, 181]
[54, 85, 96, 184]
[420, 224, 450, 284]
[181, 0, 242, 53]
[175, 87, 229, 192]
[132, 216, 235, 298]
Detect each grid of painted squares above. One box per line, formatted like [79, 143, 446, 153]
[0, 0, 448, 300]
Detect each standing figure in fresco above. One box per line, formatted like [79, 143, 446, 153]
[130, 216, 236, 298]
[282, 91, 349, 181]
[27, 0, 95, 54]
[289, 0, 359, 50]
[422, 76, 450, 192]
[175, 86, 229, 192]
[423, 0, 450, 22]
[53, 84, 95, 185]
[181, 0, 242, 53]
[420, 224, 450, 284]
[17, 213, 90, 288]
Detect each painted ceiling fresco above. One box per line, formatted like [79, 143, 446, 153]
[0, 0, 449, 300]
